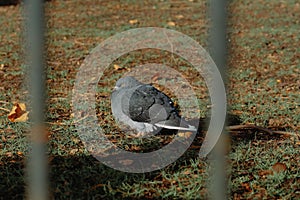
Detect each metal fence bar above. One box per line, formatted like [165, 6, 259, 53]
[208, 0, 228, 199]
[25, 0, 48, 199]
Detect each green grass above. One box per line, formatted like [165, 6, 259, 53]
[0, 0, 299, 199]
[229, 139, 300, 199]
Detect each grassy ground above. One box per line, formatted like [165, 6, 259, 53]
[0, 0, 299, 199]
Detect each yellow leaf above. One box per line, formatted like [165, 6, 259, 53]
[175, 14, 184, 19]
[70, 149, 78, 155]
[8, 103, 29, 122]
[167, 21, 176, 26]
[113, 64, 121, 70]
[129, 19, 138, 25]
[178, 131, 193, 138]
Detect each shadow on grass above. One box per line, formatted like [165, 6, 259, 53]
[0, 156, 25, 200]
[0, 154, 154, 199]
[0, 114, 289, 199]
[49, 155, 151, 199]
[0, 0, 52, 6]
[0, 0, 20, 6]
[0, 149, 204, 199]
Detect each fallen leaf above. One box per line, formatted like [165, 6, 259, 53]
[5, 152, 13, 157]
[119, 159, 133, 165]
[241, 182, 252, 192]
[1, 135, 6, 142]
[70, 149, 78, 155]
[113, 64, 122, 70]
[190, 145, 201, 149]
[8, 103, 29, 122]
[175, 14, 184, 19]
[129, 19, 138, 25]
[131, 145, 141, 151]
[272, 162, 287, 173]
[259, 162, 287, 177]
[167, 21, 176, 26]
[178, 131, 193, 138]
[72, 137, 80, 144]
[259, 169, 273, 177]
[151, 73, 160, 82]
[267, 53, 279, 63]
[48, 156, 55, 163]
[183, 169, 191, 175]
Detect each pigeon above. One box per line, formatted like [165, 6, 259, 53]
[111, 76, 197, 137]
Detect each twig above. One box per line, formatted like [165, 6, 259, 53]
[228, 124, 273, 134]
[271, 130, 299, 138]
[228, 124, 298, 138]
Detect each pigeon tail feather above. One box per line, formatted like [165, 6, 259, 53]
[155, 123, 197, 131]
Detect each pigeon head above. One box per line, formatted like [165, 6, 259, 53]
[114, 76, 142, 90]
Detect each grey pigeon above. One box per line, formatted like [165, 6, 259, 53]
[111, 76, 196, 137]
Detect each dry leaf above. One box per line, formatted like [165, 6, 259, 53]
[113, 64, 121, 70]
[259, 162, 287, 178]
[151, 73, 160, 82]
[119, 159, 133, 165]
[272, 162, 287, 173]
[131, 145, 141, 151]
[175, 14, 184, 19]
[1, 135, 6, 142]
[5, 152, 13, 157]
[167, 21, 176, 26]
[178, 131, 193, 138]
[267, 53, 279, 63]
[70, 149, 78, 155]
[259, 169, 273, 177]
[8, 103, 29, 122]
[183, 169, 191, 175]
[241, 182, 252, 192]
[129, 19, 138, 24]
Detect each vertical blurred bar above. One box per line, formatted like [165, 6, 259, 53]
[25, 0, 48, 199]
[208, 0, 228, 199]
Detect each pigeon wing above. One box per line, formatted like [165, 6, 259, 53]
[123, 84, 180, 125]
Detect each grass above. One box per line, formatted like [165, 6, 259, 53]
[229, 139, 300, 199]
[0, 0, 299, 199]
